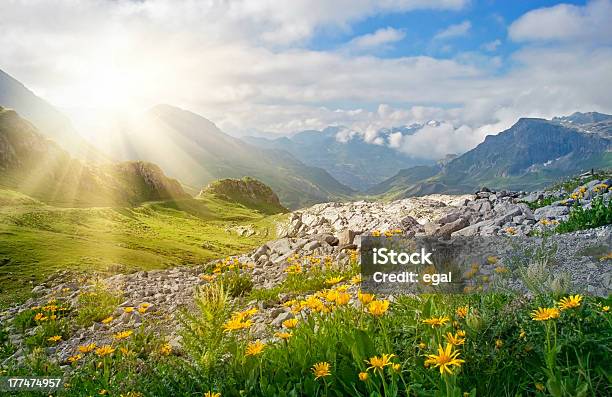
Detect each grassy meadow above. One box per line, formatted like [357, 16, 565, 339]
[0, 188, 281, 307]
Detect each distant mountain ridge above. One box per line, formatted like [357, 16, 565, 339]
[244, 125, 432, 190]
[0, 106, 187, 206]
[370, 112, 612, 198]
[0, 68, 104, 161]
[101, 105, 354, 209]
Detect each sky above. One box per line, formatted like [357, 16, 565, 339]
[1, 0, 611, 159]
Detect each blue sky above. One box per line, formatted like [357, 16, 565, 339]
[0, 0, 610, 159]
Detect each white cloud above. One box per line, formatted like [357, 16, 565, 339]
[396, 122, 478, 159]
[509, 0, 612, 44]
[346, 27, 406, 51]
[434, 20, 471, 40]
[481, 39, 501, 52]
[0, 0, 610, 162]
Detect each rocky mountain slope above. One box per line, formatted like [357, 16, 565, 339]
[0, 68, 103, 161]
[198, 177, 287, 215]
[99, 105, 354, 209]
[244, 126, 432, 190]
[370, 113, 612, 198]
[0, 106, 187, 206]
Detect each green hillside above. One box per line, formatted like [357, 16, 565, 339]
[0, 190, 282, 307]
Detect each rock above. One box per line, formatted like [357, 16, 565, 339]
[337, 229, 357, 245]
[271, 311, 293, 327]
[303, 240, 320, 251]
[534, 206, 570, 219]
[435, 217, 469, 238]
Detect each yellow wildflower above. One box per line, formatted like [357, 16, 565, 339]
[358, 372, 368, 381]
[325, 276, 344, 286]
[456, 306, 468, 319]
[446, 332, 465, 346]
[101, 316, 113, 324]
[358, 291, 375, 305]
[282, 318, 298, 329]
[350, 274, 362, 284]
[531, 307, 560, 321]
[245, 340, 266, 357]
[223, 318, 252, 332]
[424, 343, 465, 375]
[67, 354, 82, 363]
[159, 343, 172, 356]
[366, 353, 395, 371]
[312, 362, 331, 379]
[557, 294, 583, 310]
[535, 383, 545, 392]
[95, 345, 115, 357]
[422, 316, 450, 328]
[335, 292, 350, 305]
[124, 307, 134, 313]
[495, 339, 503, 348]
[48, 335, 62, 343]
[78, 343, 96, 353]
[275, 331, 292, 340]
[113, 330, 133, 340]
[368, 300, 390, 316]
[603, 306, 610, 312]
[204, 392, 221, 397]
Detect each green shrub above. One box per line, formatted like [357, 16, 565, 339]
[556, 197, 612, 233]
[220, 271, 254, 297]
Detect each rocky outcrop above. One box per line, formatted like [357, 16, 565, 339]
[199, 177, 287, 214]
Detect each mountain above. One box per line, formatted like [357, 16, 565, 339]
[370, 112, 612, 197]
[101, 105, 353, 209]
[0, 106, 187, 206]
[0, 68, 102, 160]
[243, 126, 431, 190]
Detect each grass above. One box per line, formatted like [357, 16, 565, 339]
[0, 189, 282, 307]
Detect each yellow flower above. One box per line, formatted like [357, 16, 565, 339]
[422, 316, 450, 328]
[325, 276, 344, 286]
[159, 343, 172, 356]
[48, 335, 62, 343]
[368, 300, 390, 316]
[312, 362, 331, 379]
[495, 339, 503, 348]
[358, 291, 375, 305]
[95, 345, 116, 357]
[114, 330, 133, 340]
[335, 292, 350, 306]
[200, 274, 216, 282]
[203, 392, 221, 397]
[603, 306, 610, 312]
[535, 383, 545, 392]
[282, 318, 299, 329]
[392, 363, 401, 372]
[519, 329, 526, 339]
[557, 294, 583, 310]
[120, 347, 130, 355]
[350, 274, 362, 284]
[34, 312, 44, 321]
[325, 289, 339, 302]
[99, 390, 109, 395]
[455, 306, 468, 319]
[78, 343, 96, 353]
[418, 342, 427, 349]
[358, 371, 368, 381]
[531, 307, 560, 321]
[424, 343, 465, 375]
[275, 331, 292, 340]
[223, 318, 253, 332]
[445, 332, 465, 346]
[366, 353, 395, 371]
[124, 307, 134, 313]
[101, 316, 113, 324]
[456, 330, 466, 337]
[486, 256, 498, 264]
[67, 354, 82, 363]
[371, 230, 381, 237]
[285, 264, 303, 274]
[245, 340, 266, 357]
